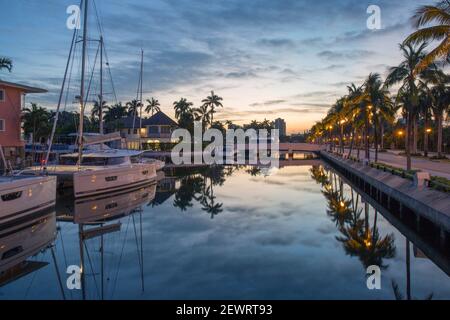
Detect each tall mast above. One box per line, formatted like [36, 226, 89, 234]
[99, 36, 104, 134]
[139, 49, 143, 151]
[78, 0, 89, 166]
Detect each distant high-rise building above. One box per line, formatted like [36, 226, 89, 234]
[274, 118, 287, 137]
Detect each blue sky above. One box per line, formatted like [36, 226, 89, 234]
[0, 0, 426, 133]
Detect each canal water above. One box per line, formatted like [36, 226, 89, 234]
[0, 163, 449, 299]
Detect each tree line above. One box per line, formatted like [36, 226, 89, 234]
[308, 1, 450, 170]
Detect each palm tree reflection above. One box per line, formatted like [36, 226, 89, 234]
[310, 165, 396, 270]
[173, 166, 233, 219]
[173, 175, 204, 211]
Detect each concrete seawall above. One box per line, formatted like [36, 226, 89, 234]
[319, 151, 450, 233]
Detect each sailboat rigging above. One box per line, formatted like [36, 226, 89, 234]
[31, 0, 158, 198]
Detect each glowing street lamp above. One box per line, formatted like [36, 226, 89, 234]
[426, 128, 432, 134]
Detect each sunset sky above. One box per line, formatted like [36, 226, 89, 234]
[0, 0, 426, 133]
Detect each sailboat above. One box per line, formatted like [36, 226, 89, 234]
[0, 146, 57, 223]
[38, 0, 157, 198]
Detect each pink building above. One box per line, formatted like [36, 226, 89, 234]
[0, 80, 47, 162]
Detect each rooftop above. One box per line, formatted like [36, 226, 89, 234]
[119, 111, 178, 128]
[0, 80, 47, 93]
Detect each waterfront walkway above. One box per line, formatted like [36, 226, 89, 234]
[342, 148, 450, 179]
[320, 151, 450, 232]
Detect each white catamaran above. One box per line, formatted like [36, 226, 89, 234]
[39, 0, 158, 198]
[0, 145, 56, 223]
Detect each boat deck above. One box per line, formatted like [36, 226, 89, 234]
[0, 175, 42, 184]
[26, 165, 112, 174]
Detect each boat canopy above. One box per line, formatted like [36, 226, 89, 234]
[60, 149, 143, 159]
[83, 132, 122, 146]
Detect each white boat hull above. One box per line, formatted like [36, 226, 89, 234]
[73, 163, 156, 198]
[0, 176, 57, 224]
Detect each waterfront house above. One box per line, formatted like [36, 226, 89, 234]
[0, 80, 47, 166]
[116, 111, 178, 149]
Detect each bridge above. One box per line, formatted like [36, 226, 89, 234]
[279, 143, 325, 153]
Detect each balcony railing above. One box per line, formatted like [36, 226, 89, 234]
[146, 133, 172, 139]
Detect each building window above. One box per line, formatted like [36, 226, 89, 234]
[0, 89, 4, 102]
[161, 126, 171, 134]
[148, 126, 158, 134]
[0, 119, 4, 132]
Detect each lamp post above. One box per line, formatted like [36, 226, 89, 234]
[339, 119, 346, 154]
[397, 130, 404, 150]
[424, 128, 432, 157]
[328, 125, 333, 152]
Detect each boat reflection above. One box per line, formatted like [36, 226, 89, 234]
[0, 210, 56, 287]
[57, 183, 156, 224]
[54, 184, 157, 300]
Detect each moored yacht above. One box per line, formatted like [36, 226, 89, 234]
[44, 134, 157, 198]
[0, 175, 56, 223]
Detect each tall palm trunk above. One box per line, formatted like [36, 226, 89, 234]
[406, 112, 412, 171]
[412, 115, 418, 154]
[424, 112, 429, 157]
[436, 113, 443, 157]
[365, 114, 370, 161]
[380, 121, 385, 150]
[374, 117, 379, 163]
[347, 130, 355, 159]
[340, 124, 344, 155]
[356, 130, 361, 160]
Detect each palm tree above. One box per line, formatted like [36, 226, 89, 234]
[386, 43, 431, 170]
[201, 91, 223, 125]
[145, 97, 161, 116]
[328, 98, 348, 154]
[431, 77, 450, 157]
[194, 104, 211, 129]
[91, 99, 107, 122]
[417, 82, 434, 157]
[344, 84, 365, 159]
[404, 0, 450, 73]
[225, 120, 235, 130]
[22, 103, 52, 143]
[104, 102, 127, 130]
[173, 98, 193, 119]
[364, 73, 394, 162]
[126, 99, 142, 117]
[0, 57, 12, 72]
[345, 83, 372, 160]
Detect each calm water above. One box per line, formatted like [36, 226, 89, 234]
[1, 163, 449, 300]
